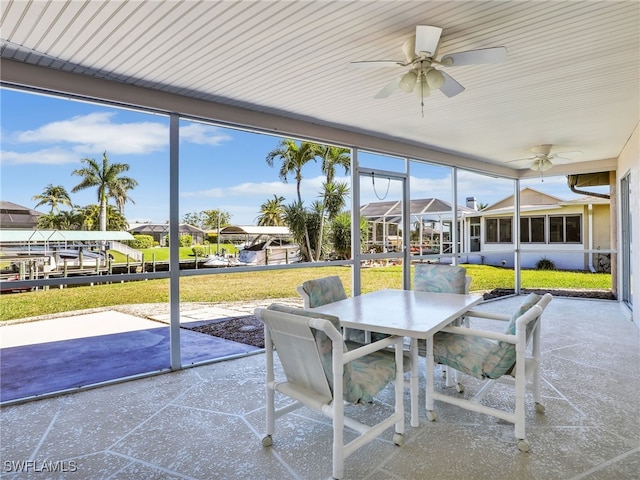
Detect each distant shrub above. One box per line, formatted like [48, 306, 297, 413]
[536, 257, 556, 270]
[192, 244, 206, 257]
[128, 234, 154, 249]
[179, 234, 193, 247]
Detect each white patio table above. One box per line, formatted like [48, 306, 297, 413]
[311, 288, 483, 427]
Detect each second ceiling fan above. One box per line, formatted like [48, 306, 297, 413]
[352, 25, 507, 111]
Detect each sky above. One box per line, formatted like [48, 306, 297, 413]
[0, 87, 605, 227]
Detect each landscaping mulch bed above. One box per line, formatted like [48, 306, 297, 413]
[186, 316, 265, 348]
[483, 288, 616, 300]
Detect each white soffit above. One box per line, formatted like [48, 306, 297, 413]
[1, 1, 638, 175]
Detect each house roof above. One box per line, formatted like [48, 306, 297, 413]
[219, 226, 291, 236]
[0, 229, 134, 243]
[128, 223, 205, 234]
[1, 1, 637, 179]
[0, 201, 44, 229]
[361, 198, 475, 224]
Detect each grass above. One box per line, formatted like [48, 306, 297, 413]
[110, 244, 239, 263]
[0, 264, 611, 321]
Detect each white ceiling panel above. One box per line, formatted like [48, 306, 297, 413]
[1, 0, 638, 176]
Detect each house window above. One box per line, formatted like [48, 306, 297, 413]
[549, 215, 582, 243]
[486, 218, 512, 243]
[520, 216, 545, 243]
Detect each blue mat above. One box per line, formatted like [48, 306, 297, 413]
[0, 326, 260, 402]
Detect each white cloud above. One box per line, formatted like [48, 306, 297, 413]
[7, 112, 231, 161]
[0, 147, 79, 165]
[180, 123, 232, 146]
[15, 112, 168, 155]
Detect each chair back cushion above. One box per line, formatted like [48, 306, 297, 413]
[482, 293, 541, 378]
[414, 264, 467, 293]
[301, 276, 347, 307]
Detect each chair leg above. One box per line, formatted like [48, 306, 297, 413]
[425, 337, 437, 421]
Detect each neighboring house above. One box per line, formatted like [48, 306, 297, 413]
[0, 201, 43, 229]
[462, 187, 611, 272]
[360, 198, 476, 254]
[128, 223, 206, 246]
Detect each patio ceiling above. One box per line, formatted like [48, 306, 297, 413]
[1, 1, 638, 178]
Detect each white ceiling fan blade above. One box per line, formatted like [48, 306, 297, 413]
[415, 26, 442, 56]
[439, 71, 465, 97]
[441, 46, 507, 66]
[506, 157, 535, 164]
[351, 60, 406, 68]
[374, 77, 401, 99]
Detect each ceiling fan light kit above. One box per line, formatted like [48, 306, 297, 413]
[351, 25, 508, 115]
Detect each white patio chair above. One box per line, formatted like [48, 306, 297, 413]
[413, 263, 471, 389]
[256, 304, 407, 480]
[297, 275, 386, 343]
[425, 293, 553, 452]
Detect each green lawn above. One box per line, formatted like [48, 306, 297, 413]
[110, 244, 239, 263]
[0, 264, 611, 321]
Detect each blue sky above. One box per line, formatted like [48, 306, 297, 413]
[0, 88, 600, 226]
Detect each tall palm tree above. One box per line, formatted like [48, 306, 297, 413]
[312, 181, 350, 261]
[313, 144, 351, 184]
[256, 195, 286, 226]
[265, 140, 316, 203]
[32, 184, 72, 213]
[71, 151, 138, 231]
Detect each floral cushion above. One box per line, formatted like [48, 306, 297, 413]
[301, 276, 347, 308]
[433, 332, 495, 379]
[414, 264, 466, 293]
[433, 293, 542, 380]
[267, 304, 403, 404]
[482, 293, 541, 378]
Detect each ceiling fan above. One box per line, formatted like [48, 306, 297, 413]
[508, 144, 583, 178]
[351, 26, 507, 114]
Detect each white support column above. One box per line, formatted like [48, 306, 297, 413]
[452, 168, 458, 265]
[351, 148, 361, 296]
[169, 113, 181, 370]
[514, 179, 521, 295]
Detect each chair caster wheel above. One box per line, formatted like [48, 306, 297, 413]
[535, 402, 545, 414]
[517, 439, 530, 452]
[393, 433, 404, 446]
[426, 410, 437, 422]
[455, 383, 464, 393]
[262, 435, 273, 447]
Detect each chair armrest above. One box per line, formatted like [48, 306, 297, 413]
[440, 325, 516, 344]
[463, 310, 512, 322]
[342, 335, 402, 364]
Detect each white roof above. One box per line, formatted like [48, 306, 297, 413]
[219, 226, 291, 236]
[0, 229, 134, 243]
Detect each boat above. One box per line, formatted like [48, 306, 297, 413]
[237, 238, 300, 266]
[202, 254, 240, 268]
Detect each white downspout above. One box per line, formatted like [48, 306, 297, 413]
[588, 203, 595, 272]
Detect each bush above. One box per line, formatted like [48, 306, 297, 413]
[536, 257, 556, 270]
[192, 244, 206, 257]
[128, 234, 154, 249]
[179, 234, 193, 247]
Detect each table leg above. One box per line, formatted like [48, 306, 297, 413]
[410, 337, 419, 427]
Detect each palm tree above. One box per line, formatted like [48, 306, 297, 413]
[313, 144, 351, 184]
[71, 151, 138, 231]
[32, 184, 72, 213]
[77, 204, 128, 231]
[311, 181, 350, 261]
[256, 195, 286, 226]
[265, 140, 316, 203]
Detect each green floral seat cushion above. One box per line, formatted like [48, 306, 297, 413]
[433, 293, 542, 380]
[267, 304, 404, 404]
[301, 276, 347, 308]
[414, 264, 467, 294]
[482, 293, 541, 378]
[433, 332, 495, 379]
